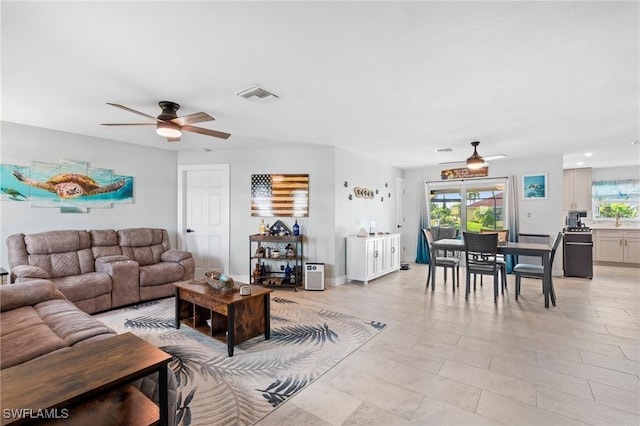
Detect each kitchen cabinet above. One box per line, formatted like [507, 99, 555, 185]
[346, 234, 401, 284]
[594, 229, 640, 264]
[563, 168, 592, 211]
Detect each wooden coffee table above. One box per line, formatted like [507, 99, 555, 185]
[174, 281, 272, 356]
[0, 332, 171, 426]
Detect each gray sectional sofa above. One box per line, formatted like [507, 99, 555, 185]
[6, 228, 195, 314]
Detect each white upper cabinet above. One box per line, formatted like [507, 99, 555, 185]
[563, 168, 592, 211]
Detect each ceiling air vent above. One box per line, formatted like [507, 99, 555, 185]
[235, 84, 279, 103]
[436, 147, 454, 153]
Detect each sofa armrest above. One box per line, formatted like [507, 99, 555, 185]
[11, 265, 49, 283]
[161, 249, 192, 263]
[95, 254, 132, 265]
[96, 257, 140, 308]
[0, 279, 65, 312]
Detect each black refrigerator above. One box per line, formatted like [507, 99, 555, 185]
[563, 231, 593, 278]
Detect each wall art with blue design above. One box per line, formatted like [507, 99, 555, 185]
[0, 159, 133, 213]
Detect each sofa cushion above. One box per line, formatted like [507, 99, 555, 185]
[0, 322, 67, 369]
[24, 230, 91, 254]
[0, 279, 116, 370]
[139, 263, 184, 287]
[1, 306, 47, 335]
[118, 228, 171, 266]
[22, 230, 95, 277]
[50, 272, 112, 302]
[35, 299, 114, 346]
[0, 280, 66, 312]
[90, 229, 123, 258]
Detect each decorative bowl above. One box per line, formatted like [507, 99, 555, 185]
[203, 271, 235, 293]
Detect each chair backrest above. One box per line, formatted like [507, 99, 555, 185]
[518, 233, 550, 265]
[463, 232, 498, 273]
[549, 232, 563, 266]
[480, 229, 509, 243]
[423, 228, 435, 246]
[422, 229, 433, 250]
[436, 227, 458, 240]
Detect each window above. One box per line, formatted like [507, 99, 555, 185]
[426, 178, 509, 233]
[592, 179, 639, 220]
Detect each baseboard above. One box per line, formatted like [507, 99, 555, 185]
[326, 275, 347, 287]
[593, 261, 640, 268]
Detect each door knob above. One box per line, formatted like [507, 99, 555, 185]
[397, 225, 403, 228]
[186, 228, 195, 233]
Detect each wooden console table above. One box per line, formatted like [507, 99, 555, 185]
[174, 280, 272, 357]
[0, 333, 171, 426]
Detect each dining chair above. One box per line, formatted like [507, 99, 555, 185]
[513, 231, 562, 303]
[436, 227, 459, 240]
[479, 229, 509, 292]
[432, 226, 459, 257]
[463, 232, 500, 302]
[423, 229, 460, 291]
[517, 233, 550, 265]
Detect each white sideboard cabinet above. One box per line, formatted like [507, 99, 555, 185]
[346, 233, 401, 285]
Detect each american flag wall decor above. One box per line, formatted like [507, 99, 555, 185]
[251, 174, 309, 217]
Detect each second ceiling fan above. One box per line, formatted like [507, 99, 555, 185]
[439, 141, 506, 169]
[102, 101, 231, 142]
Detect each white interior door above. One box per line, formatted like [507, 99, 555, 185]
[178, 165, 229, 277]
[395, 177, 405, 261]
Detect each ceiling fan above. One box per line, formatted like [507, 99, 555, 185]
[101, 101, 231, 142]
[438, 141, 506, 169]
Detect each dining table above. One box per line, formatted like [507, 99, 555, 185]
[430, 238, 555, 308]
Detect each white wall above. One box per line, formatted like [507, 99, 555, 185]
[178, 146, 403, 285]
[178, 145, 337, 282]
[592, 165, 640, 181]
[402, 154, 565, 272]
[0, 121, 178, 267]
[333, 148, 403, 284]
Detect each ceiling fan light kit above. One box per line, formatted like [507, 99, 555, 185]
[466, 141, 485, 169]
[156, 122, 182, 138]
[102, 101, 231, 142]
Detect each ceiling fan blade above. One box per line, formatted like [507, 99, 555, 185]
[182, 125, 231, 140]
[438, 154, 507, 165]
[101, 123, 156, 126]
[167, 137, 181, 142]
[171, 112, 215, 127]
[107, 103, 162, 123]
[438, 160, 465, 165]
[483, 154, 507, 161]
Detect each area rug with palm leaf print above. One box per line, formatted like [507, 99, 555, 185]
[94, 296, 386, 426]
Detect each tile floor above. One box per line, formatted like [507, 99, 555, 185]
[256, 263, 640, 426]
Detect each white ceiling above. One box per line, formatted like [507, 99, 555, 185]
[2, 1, 639, 170]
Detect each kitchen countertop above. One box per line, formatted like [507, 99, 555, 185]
[586, 222, 640, 230]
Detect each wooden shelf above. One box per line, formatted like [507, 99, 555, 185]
[41, 385, 158, 426]
[250, 233, 303, 291]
